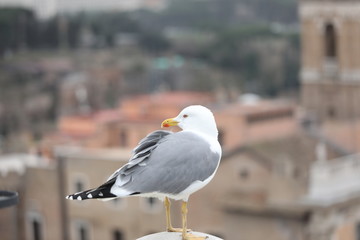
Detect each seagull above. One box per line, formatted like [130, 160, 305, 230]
[66, 105, 222, 240]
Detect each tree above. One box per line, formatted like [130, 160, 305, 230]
[0, 7, 36, 54]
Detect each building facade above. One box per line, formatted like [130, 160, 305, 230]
[300, 0, 360, 121]
[2, 134, 321, 240]
[303, 154, 360, 240]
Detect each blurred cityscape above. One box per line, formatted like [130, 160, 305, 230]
[1, 0, 360, 240]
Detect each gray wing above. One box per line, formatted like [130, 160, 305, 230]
[104, 130, 172, 183]
[66, 130, 173, 200]
[114, 131, 221, 195]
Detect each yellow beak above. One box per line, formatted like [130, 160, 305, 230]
[161, 118, 179, 128]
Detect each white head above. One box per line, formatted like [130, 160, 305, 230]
[162, 105, 218, 139]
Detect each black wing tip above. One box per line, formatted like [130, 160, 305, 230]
[65, 193, 88, 201]
[65, 194, 78, 200]
[66, 188, 117, 201]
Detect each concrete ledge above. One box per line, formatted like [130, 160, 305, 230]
[137, 231, 223, 240]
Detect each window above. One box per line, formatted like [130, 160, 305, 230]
[28, 212, 44, 240]
[72, 175, 89, 205]
[75, 180, 84, 193]
[327, 106, 336, 118]
[141, 197, 162, 212]
[247, 110, 293, 123]
[31, 218, 43, 240]
[147, 197, 156, 208]
[325, 23, 337, 58]
[74, 221, 90, 240]
[79, 225, 88, 240]
[239, 168, 250, 180]
[108, 197, 126, 210]
[73, 174, 88, 193]
[113, 229, 123, 240]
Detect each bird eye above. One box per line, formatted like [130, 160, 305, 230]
[183, 114, 188, 118]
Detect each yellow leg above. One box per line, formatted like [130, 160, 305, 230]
[181, 201, 207, 240]
[181, 201, 188, 239]
[165, 197, 191, 233]
[165, 197, 177, 232]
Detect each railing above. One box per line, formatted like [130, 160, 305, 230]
[323, 58, 339, 80]
[308, 154, 360, 200]
[312, 153, 360, 173]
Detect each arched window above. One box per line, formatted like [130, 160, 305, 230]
[28, 212, 44, 240]
[113, 229, 123, 240]
[74, 178, 85, 193]
[324, 23, 337, 58]
[31, 218, 43, 240]
[141, 197, 162, 212]
[79, 225, 88, 240]
[146, 197, 157, 208]
[74, 220, 90, 240]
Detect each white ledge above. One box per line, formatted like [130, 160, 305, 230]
[137, 231, 223, 240]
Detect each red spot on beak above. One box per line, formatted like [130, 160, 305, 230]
[163, 123, 170, 128]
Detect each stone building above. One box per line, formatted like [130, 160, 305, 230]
[0, 154, 64, 240]
[59, 148, 169, 240]
[300, 0, 360, 121]
[299, 1, 360, 240]
[0, 150, 171, 240]
[215, 99, 296, 151]
[2, 131, 333, 240]
[303, 153, 360, 240]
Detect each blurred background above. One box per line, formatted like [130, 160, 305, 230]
[1, 0, 360, 239]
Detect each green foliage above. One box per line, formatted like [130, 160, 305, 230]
[79, 11, 140, 44]
[159, 0, 297, 30]
[138, 31, 171, 53]
[0, 0, 300, 96]
[0, 8, 36, 53]
[199, 25, 274, 72]
[197, 25, 300, 96]
[161, 0, 234, 30]
[0, 9, 143, 52]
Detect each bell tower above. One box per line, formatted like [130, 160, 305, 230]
[299, 0, 360, 121]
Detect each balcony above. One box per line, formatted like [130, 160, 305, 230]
[322, 58, 339, 80]
[305, 154, 360, 205]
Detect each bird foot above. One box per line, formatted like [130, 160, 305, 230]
[167, 227, 192, 233]
[183, 233, 209, 240]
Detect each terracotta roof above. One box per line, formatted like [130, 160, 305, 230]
[92, 109, 122, 123]
[57, 109, 122, 137]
